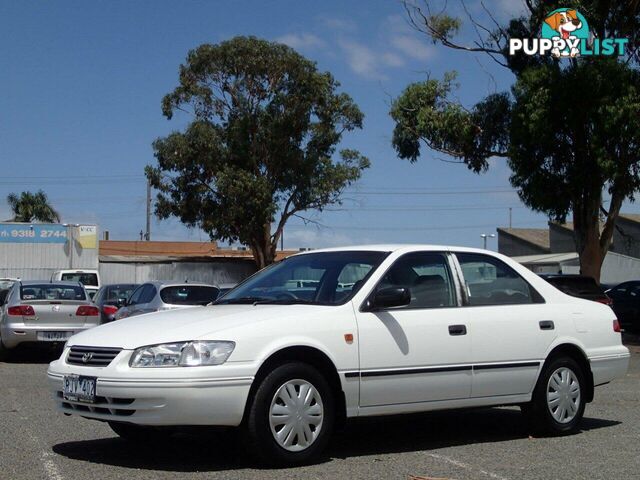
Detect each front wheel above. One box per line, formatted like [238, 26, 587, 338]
[243, 362, 335, 466]
[522, 356, 586, 435]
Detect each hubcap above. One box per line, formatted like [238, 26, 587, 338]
[269, 379, 323, 452]
[547, 367, 581, 424]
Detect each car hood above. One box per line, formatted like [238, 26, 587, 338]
[68, 304, 329, 349]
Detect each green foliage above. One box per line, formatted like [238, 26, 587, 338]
[147, 36, 368, 267]
[394, 0, 640, 279]
[6, 190, 61, 223]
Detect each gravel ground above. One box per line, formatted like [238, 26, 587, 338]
[1, 336, 638, 480]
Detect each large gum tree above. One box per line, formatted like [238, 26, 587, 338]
[147, 36, 369, 268]
[391, 1, 640, 281]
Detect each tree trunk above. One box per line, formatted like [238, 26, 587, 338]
[572, 195, 603, 282]
[249, 222, 277, 269]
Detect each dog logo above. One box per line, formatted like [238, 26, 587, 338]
[509, 8, 628, 57]
[542, 8, 588, 57]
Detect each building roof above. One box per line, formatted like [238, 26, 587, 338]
[497, 228, 550, 252]
[512, 252, 579, 264]
[98, 241, 297, 263]
[619, 214, 640, 224]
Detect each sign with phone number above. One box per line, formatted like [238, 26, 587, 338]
[0, 224, 68, 244]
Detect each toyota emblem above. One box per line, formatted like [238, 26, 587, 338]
[82, 352, 93, 363]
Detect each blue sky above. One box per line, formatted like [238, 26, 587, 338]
[2, 1, 636, 250]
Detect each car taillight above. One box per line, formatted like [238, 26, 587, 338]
[613, 319, 621, 332]
[7, 305, 35, 316]
[102, 305, 118, 316]
[76, 305, 99, 316]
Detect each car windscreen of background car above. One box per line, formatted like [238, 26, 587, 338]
[160, 286, 220, 305]
[548, 277, 604, 296]
[60, 273, 99, 287]
[20, 284, 86, 301]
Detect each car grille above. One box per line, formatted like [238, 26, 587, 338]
[67, 346, 122, 367]
[56, 391, 136, 417]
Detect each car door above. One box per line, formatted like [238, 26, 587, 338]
[124, 284, 146, 317]
[453, 252, 557, 397]
[355, 251, 472, 407]
[130, 284, 158, 316]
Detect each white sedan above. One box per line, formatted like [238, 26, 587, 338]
[47, 245, 629, 465]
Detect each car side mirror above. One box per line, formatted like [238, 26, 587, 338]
[367, 287, 411, 311]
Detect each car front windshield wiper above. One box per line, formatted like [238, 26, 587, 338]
[214, 296, 273, 305]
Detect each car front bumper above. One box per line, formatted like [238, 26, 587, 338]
[47, 348, 254, 426]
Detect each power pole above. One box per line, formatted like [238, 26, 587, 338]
[509, 207, 513, 229]
[145, 178, 151, 241]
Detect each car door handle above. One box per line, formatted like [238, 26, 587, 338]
[448, 324, 467, 336]
[539, 320, 555, 330]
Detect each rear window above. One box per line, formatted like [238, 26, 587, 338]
[160, 286, 220, 306]
[105, 285, 137, 303]
[545, 277, 604, 296]
[21, 284, 86, 301]
[60, 273, 98, 287]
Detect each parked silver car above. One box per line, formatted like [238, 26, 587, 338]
[0, 280, 100, 356]
[114, 281, 220, 319]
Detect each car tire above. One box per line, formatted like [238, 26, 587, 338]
[522, 356, 586, 435]
[108, 422, 161, 442]
[243, 362, 335, 466]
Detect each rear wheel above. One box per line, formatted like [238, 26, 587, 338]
[522, 356, 586, 435]
[243, 362, 334, 466]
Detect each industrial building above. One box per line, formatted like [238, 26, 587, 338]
[497, 215, 640, 283]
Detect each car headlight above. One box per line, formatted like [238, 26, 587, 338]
[129, 341, 235, 367]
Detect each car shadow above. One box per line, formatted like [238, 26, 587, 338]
[52, 408, 621, 472]
[2, 345, 63, 364]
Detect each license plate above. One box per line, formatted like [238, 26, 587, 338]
[37, 331, 72, 342]
[63, 375, 96, 403]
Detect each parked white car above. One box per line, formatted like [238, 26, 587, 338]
[47, 245, 629, 465]
[50, 270, 100, 300]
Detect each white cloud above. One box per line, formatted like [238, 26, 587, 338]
[338, 39, 388, 79]
[276, 33, 326, 50]
[389, 34, 433, 61]
[319, 16, 358, 32]
[337, 39, 406, 79]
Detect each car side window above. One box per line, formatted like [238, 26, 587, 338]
[456, 253, 538, 306]
[127, 285, 145, 306]
[139, 285, 157, 304]
[376, 252, 456, 309]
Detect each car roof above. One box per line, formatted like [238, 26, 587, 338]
[142, 281, 218, 288]
[19, 280, 84, 287]
[294, 244, 499, 255]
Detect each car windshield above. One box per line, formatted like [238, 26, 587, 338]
[20, 284, 86, 301]
[60, 273, 99, 287]
[218, 250, 388, 306]
[160, 285, 220, 306]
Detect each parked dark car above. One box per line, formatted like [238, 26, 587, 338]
[538, 274, 612, 305]
[92, 284, 138, 323]
[605, 281, 640, 333]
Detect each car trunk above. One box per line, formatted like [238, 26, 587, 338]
[20, 300, 90, 327]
